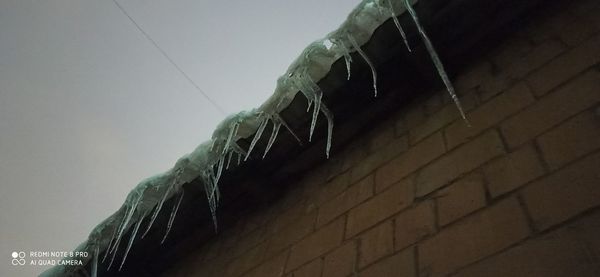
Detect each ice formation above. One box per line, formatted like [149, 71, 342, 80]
[41, 1, 471, 275]
[119, 211, 145, 271]
[403, 0, 469, 123]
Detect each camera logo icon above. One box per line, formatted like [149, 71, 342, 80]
[11, 252, 26, 266]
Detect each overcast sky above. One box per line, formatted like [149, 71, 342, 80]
[0, 0, 357, 275]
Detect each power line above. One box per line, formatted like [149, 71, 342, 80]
[111, 0, 227, 115]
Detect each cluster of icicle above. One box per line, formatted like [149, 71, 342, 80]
[40, 0, 469, 276]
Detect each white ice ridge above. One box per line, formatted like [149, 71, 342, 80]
[40, 1, 471, 276]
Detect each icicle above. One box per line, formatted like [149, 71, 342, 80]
[263, 119, 282, 159]
[236, 152, 242, 165]
[141, 169, 181, 239]
[102, 225, 119, 263]
[275, 113, 303, 145]
[320, 104, 335, 159]
[347, 34, 378, 97]
[338, 41, 353, 80]
[202, 168, 220, 232]
[300, 72, 324, 142]
[214, 155, 225, 185]
[306, 97, 313, 112]
[161, 190, 185, 244]
[223, 123, 240, 155]
[404, 0, 469, 124]
[119, 211, 146, 271]
[204, 178, 219, 232]
[226, 150, 234, 169]
[244, 116, 269, 161]
[107, 196, 139, 270]
[109, 198, 138, 254]
[91, 245, 98, 277]
[231, 143, 248, 158]
[385, 0, 412, 52]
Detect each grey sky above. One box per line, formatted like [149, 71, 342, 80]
[0, 0, 357, 275]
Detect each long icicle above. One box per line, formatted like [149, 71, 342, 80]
[202, 175, 218, 232]
[141, 169, 180, 239]
[301, 72, 324, 142]
[102, 223, 120, 263]
[107, 197, 139, 271]
[404, 0, 469, 124]
[263, 119, 282, 158]
[339, 41, 353, 80]
[207, 177, 219, 232]
[244, 115, 269, 161]
[223, 123, 240, 155]
[161, 190, 185, 244]
[320, 104, 335, 159]
[91, 245, 98, 277]
[109, 198, 138, 255]
[214, 155, 225, 186]
[348, 34, 378, 97]
[226, 150, 234, 169]
[275, 113, 303, 145]
[119, 211, 146, 271]
[386, 0, 412, 52]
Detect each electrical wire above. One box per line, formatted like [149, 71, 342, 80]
[111, 0, 227, 115]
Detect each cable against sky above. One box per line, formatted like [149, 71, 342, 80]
[111, 0, 227, 115]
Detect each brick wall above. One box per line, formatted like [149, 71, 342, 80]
[165, 0, 600, 276]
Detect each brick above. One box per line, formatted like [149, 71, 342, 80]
[395, 117, 408, 136]
[243, 207, 275, 236]
[504, 39, 566, 80]
[423, 91, 444, 115]
[348, 155, 394, 188]
[359, 221, 394, 267]
[266, 211, 316, 257]
[418, 198, 530, 277]
[477, 70, 516, 103]
[502, 69, 600, 148]
[287, 218, 345, 270]
[367, 121, 395, 154]
[227, 243, 267, 277]
[291, 258, 321, 277]
[403, 104, 427, 130]
[569, 0, 600, 30]
[346, 178, 414, 237]
[454, 60, 493, 93]
[455, 211, 600, 277]
[555, 16, 598, 47]
[192, 255, 229, 277]
[322, 241, 357, 277]
[394, 201, 435, 250]
[410, 93, 478, 144]
[521, 152, 600, 231]
[483, 145, 545, 197]
[445, 82, 535, 149]
[415, 131, 505, 196]
[315, 172, 350, 205]
[490, 37, 535, 69]
[351, 137, 407, 183]
[203, 239, 223, 261]
[341, 143, 369, 172]
[359, 248, 416, 277]
[376, 135, 409, 163]
[376, 132, 446, 190]
[527, 34, 600, 96]
[537, 109, 600, 169]
[317, 175, 373, 227]
[270, 198, 316, 235]
[233, 226, 267, 258]
[244, 251, 288, 277]
[436, 173, 486, 226]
